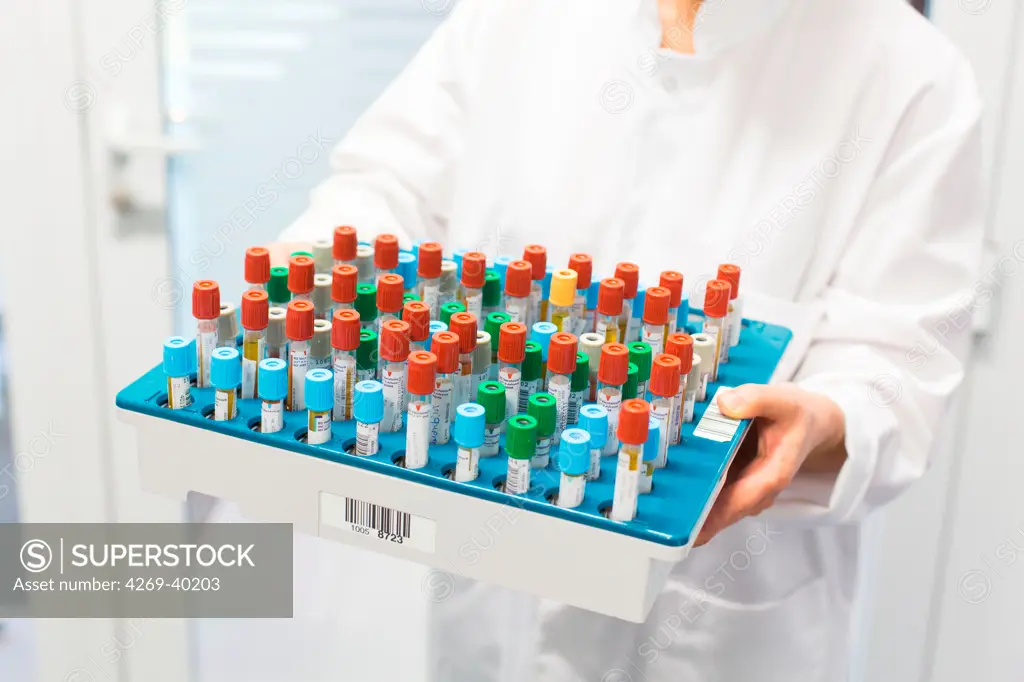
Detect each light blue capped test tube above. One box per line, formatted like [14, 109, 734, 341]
[494, 255, 513, 289]
[452, 248, 469, 278]
[398, 252, 417, 294]
[353, 380, 384, 456]
[586, 280, 600, 332]
[425, 320, 448, 352]
[579, 404, 608, 481]
[640, 416, 661, 494]
[629, 286, 647, 344]
[677, 292, 692, 334]
[556, 428, 591, 509]
[453, 403, 486, 482]
[258, 358, 288, 433]
[210, 347, 241, 421]
[163, 336, 195, 409]
[530, 321, 557, 379]
[305, 368, 334, 445]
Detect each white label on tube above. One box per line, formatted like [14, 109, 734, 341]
[587, 448, 602, 481]
[670, 386, 685, 445]
[652, 401, 672, 468]
[598, 387, 622, 456]
[684, 390, 697, 424]
[694, 387, 742, 443]
[241, 337, 264, 400]
[197, 329, 218, 388]
[464, 290, 483, 321]
[310, 355, 331, 371]
[642, 326, 664, 356]
[355, 421, 379, 456]
[333, 354, 356, 421]
[471, 371, 488, 408]
[214, 390, 234, 421]
[506, 458, 531, 495]
[519, 378, 541, 415]
[320, 492, 436, 553]
[308, 411, 332, 445]
[167, 376, 191, 409]
[611, 448, 640, 522]
[455, 447, 479, 482]
[422, 284, 441, 318]
[528, 288, 541, 327]
[596, 319, 612, 343]
[704, 320, 723, 382]
[454, 358, 472, 409]
[481, 425, 501, 457]
[698, 371, 710, 403]
[548, 376, 572, 444]
[571, 295, 587, 336]
[381, 367, 406, 432]
[430, 375, 453, 444]
[568, 389, 583, 427]
[289, 348, 309, 410]
[357, 367, 376, 383]
[498, 366, 521, 422]
[532, 437, 551, 469]
[719, 313, 732, 364]
[261, 401, 282, 433]
[505, 298, 526, 324]
[640, 461, 654, 494]
[405, 401, 431, 469]
[729, 299, 743, 347]
[558, 473, 585, 509]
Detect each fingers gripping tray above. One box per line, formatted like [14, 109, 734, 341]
[116, 317, 791, 622]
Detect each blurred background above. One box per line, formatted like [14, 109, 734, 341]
[0, 0, 1021, 680]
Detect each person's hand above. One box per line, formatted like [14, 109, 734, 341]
[694, 383, 847, 546]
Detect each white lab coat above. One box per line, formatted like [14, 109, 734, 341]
[282, 0, 984, 679]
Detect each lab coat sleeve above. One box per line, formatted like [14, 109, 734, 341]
[778, 55, 985, 524]
[279, 0, 489, 246]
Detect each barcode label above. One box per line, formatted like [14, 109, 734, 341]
[693, 387, 742, 442]
[320, 492, 437, 553]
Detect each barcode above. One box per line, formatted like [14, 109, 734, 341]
[345, 497, 411, 537]
[693, 387, 742, 442]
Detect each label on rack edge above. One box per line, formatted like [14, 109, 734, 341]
[320, 491, 436, 553]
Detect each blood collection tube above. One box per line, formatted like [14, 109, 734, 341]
[312, 239, 333, 275]
[519, 340, 543, 415]
[356, 282, 378, 332]
[258, 358, 287, 433]
[266, 307, 287, 360]
[331, 310, 360, 421]
[546, 332, 578, 445]
[333, 226, 358, 268]
[453, 403, 485, 482]
[374, 234, 400, 281]
[702, 279, 732, 381]
[163, 336, 195, 409]
[403, 301, 431, 352]
[505, 415, 538, 495]
[528, 392, 556, 469]
[353, 380, 384, 455]
[427, 320, 448, 345]
[615, 263, 640, 343]
[530, 321, 556, 383]
[541, 268, 553, 325]
[448, 311, 478, 409]
[547, 269, 578, 333]
[310, 319, 331, 371]
[305, 368, 333, 444]
[598, 342, 629, 456]
[439, 260, 459, 309]
[268, 266, 290, 307]
[579, 332, 603, 402]
[459, 251, 487, 321]
[379, 319, 411, 432]
[570, 351, 588, 428]
[218, 302, 240, 350]
[430, 331, 459, 444]
[404, 351, 437, 469]
[332, 264, 358, 316]
[717, 263, 743, 351]
[659, 271, 683, 335]
[398, 252, 417, 295]
[523, 244, 547, 326]
[357, 329, 378, 382]
[376, 274, 404, 333]
[288, 255, 316, 304]
[313, 273, 332, 320]
[503, 260, 532, 324]
[482, 269, 502, 318]
[578, 404, 608, 481]
[678, 291, 693, 334]
[355, 243, 375, 284]
[692, 333, 715, 402]
[211, 347, 241, 421]
[639, 416, 661, 494]
[193, 280, 221, 388]
[648, 353, 680, 468]
[586, 280, 600, 333]
[628, 341, 653, 400]
[476, 380, 505, 457]
[438, 301, 464, 329]
[473, 330, 492, 400]
[641, 286, 670, 355]
[245, 247, 271, 293]
[624, 362, 639, 400]
[611, 399, 649, 522]
[556, 428, 591, 509]
[417, 241, 443, 317]
[286, 300, 314, 411]
[596, 278, 624, 344]
[485, 312, 511, 380]
[666, 334, 696, 434]
[497, 321, 527, 427]
[240, 290, 269, 400]
[494, 256, 512, 289]
[567, 254, 592, 336]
